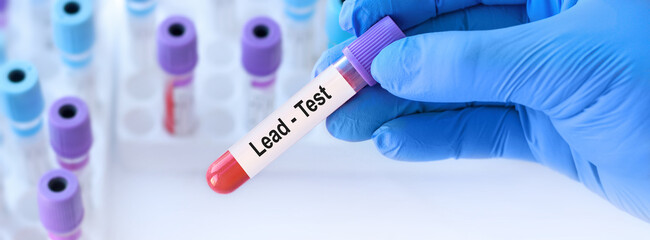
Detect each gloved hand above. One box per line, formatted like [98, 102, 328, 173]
[313, 0, 650, 221]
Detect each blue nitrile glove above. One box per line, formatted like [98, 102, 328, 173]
[313, 0, 650, 221]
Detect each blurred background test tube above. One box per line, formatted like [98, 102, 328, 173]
[325, 0, 352, 47]
[283, 0, 318, 69]
[125, 0, 156, 16]
[29, 0, 59, 80]
[52, 0, 97, 109]
[38, 169, 84, 240]
[242, 16, 282, 129]
[212, 0, 237, 36]
[157, 15, 199, 136]
[48, 96, 94, 212]
[125, 0, 157, 71]
[0, 61, 50, 222]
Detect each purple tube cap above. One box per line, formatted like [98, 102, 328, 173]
[242, 16, 282, 77]
[157, 15, 198, 75]
[38, 169, 84, 235]
[343, 16, 405, 86]
[48, 96, 92, 169]
[0, 0, 7, 12]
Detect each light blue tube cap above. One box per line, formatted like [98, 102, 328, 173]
[0, 61, 45, 137]
[284, 0, 317, 21]
[126, 0, 157, 17]
[52, 0, 95, 67]
[326, 0, 352, 47]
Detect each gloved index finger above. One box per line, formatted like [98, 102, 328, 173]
[341, 0, 526, 36]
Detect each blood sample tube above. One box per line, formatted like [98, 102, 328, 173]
[48, 96, 94, 209]
[206, 16, 405, 194]
[157, 15, 199, 136]
[52, 0, 96, 107]
[325, 0, 352, 47]
[242, 16, 282, 129]
[37, 169, 84, 240]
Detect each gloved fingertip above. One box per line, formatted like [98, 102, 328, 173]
[372, 125, 401, 159]
[339, 0, 355, 35]
[371, 38, 419, 94]
[312, 38, 354, 78]
[312, 54, 331, 78]
[325, 114, 359, 142]
[312, 49, 342, 78]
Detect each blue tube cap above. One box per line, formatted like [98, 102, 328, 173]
[326, 0, 352, 47]
[284, 0, 317, 21]
[126, 0, 157, 17]
[0, 61, 45, 136]
[52, 0, 95, 56]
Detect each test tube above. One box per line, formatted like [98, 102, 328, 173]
[52, 0, 94, 68]
[37, 169, 84, 240]
[125, 0, 156, 17]
[283, 0, 318, 70]
[28, 0, 59, 80]
[242, 16, 282, 129]
[0, 61, 48, 174]
[157, 16, 199, 136]
[52, 0, 96, 105]
[48, 96, 94, 210]
[213, 0, 237, 35]
[325, 0, 352, 47]
[0, 61, 50, 221]
[125, 0, 157, 69]
[206, 17, 405, 193]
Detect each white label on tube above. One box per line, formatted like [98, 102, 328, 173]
[229, 66, 356, 177]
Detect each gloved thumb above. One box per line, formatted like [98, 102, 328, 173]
[371, 9, 587, 113]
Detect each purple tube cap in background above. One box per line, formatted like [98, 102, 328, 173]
[0, 0, 7, 12]
[343, 16, 405, 86]
[241, 16, 282, 77]
[38, 169, 84, 236]
[157, 15, 198, 75]
[48, 96, 92, 170]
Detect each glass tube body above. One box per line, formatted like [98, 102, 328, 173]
[63, 63, 97, 116]
[284, 4, 317, 70]
[48, 227, 82, 240]
[246, 72, 277, 130]
[30, 0, 59, 79]
[5, 117, 50, 222]
[126, 0, 156, 70]
[213, 0, 237, 35]
[164, 71, 197, 136]
[56, 151, 93, 212]
[9, 116, 49, 183]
